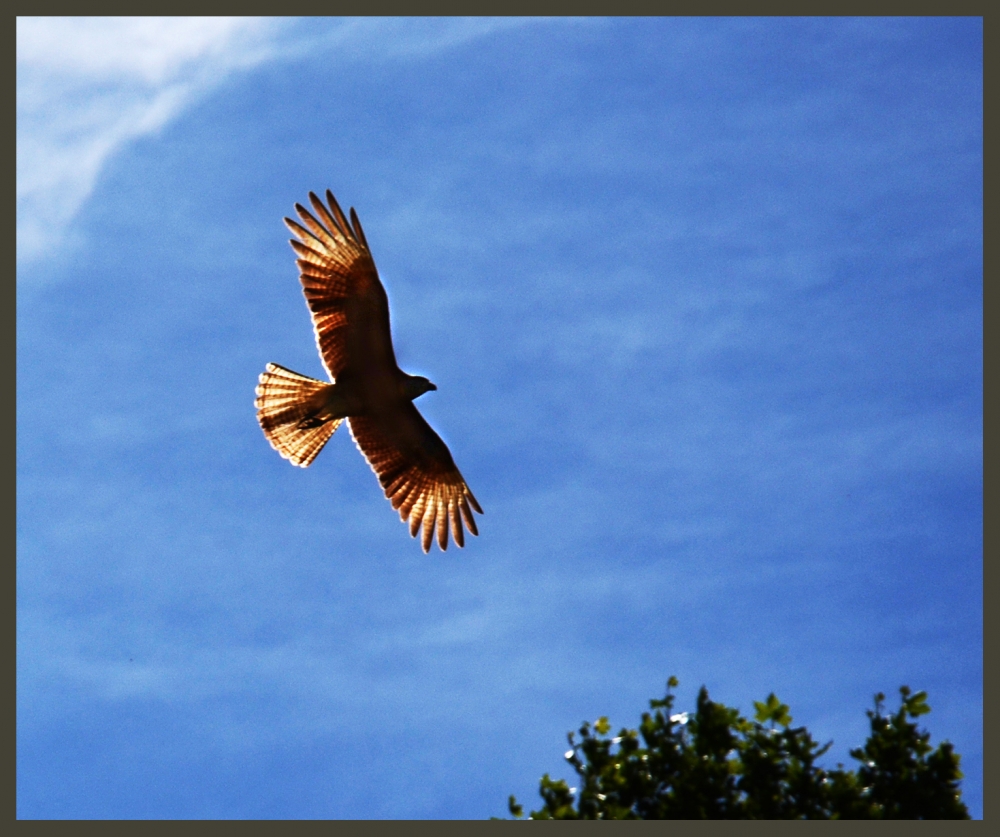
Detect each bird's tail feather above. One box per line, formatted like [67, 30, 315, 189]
[255, 363, 342, 467]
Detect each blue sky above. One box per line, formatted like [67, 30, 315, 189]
[17, 17, 982, 819]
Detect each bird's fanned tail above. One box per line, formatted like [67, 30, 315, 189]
[255, 363, 342, 467]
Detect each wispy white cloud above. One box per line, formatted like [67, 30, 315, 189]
[303, 16, 551, 62]
[17, 17, 286, 266]
[16, 16, 544, 269]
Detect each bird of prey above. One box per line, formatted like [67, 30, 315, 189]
[255, 190, 482, 552]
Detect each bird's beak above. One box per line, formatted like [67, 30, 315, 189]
[428, 382, 438, 391]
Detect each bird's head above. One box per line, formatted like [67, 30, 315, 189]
[404, 375, 437, 401]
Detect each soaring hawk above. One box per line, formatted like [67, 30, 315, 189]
[255, 190, 482, 552]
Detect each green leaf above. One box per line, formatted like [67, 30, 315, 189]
[753, 693, 792, 727]
[595, 716, 611, 735]
[903, 689, 931, 717]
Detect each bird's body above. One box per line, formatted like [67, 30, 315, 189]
[255, 190, 481, 552]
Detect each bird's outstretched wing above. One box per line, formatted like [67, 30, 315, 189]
[284, 190, 396, 380]
[349, 406, 483, 553]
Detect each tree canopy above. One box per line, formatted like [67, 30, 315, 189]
[507, 678, 968, 820]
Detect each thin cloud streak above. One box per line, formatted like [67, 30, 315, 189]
[17, 17, 284, 266]
[16, 16, 548, 269]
